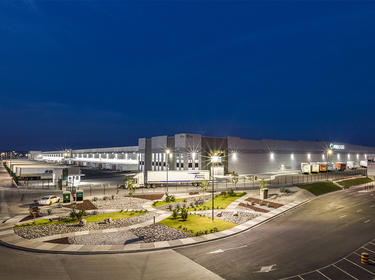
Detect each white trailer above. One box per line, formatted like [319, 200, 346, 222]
[347, 161, 359, 170]
[301, 163, 311, 174]
[310, 163, 320, 173]
[360, 160, 368, 168]
[133, 170, 210, 188]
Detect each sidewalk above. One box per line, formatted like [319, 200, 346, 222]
[0, 162, 14, 188]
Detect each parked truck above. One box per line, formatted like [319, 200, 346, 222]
[301, 163, 311, 174]
[335, 162, 347, 171]
[319, 163, 327, 172]
[360, 160, 368, 168]
[133, 170, 210, 188]
[310, 163, 320, 173]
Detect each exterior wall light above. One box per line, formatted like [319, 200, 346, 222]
[307, 153, 311, 160]
[270, 152, 274, 160]
[232, 152, 237, 161]
[291, 153, 294, 160]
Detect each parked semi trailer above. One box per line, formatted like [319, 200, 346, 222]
[301, 163, 311, 174]
[319, 163, 327, 172]
[360, 160, 368, 168]
[310, 163, 320, 173]
[335, 162, 347, 171]
[133, 170, 210, 188]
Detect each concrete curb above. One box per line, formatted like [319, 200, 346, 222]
[0, 197, 308, 255]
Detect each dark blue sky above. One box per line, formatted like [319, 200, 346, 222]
[1, 0, 375, 151]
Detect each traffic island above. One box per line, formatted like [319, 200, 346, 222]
[0, 195, 308, 254]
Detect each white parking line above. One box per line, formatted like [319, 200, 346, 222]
[344, 257, 375, 275]
[332, 264, 359, 280]
[316, 270, 332, 280]
[362, 246, 375, 254]
[364, 219, 371, 223]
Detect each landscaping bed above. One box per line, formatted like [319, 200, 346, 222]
[338, 177, 373, 188]
[297, 181, 341, 196]
[186, 192, 246, 211]
[92, 196, 149, 210]
[14, 211, 153, 239]
[194, 210, 260, 224]
[159, 214, 237, 237]
[130, 224, 191, 242]
[238, 203, 269, 213]
[64, 200, 97, 210]
[124, 194, 164, 200]
[244, 197, 283, 208]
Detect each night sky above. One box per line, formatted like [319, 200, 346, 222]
[1, 1, 375, 151]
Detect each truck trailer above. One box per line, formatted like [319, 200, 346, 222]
[301, 163, 311, 174]
[133, 170, 210, 188]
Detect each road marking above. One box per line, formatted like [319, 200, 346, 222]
[257, 264, 276, 273]
[362, 246, 375, 254]
[207, 244, 247, 254]
[364, 219, 371, 224]
[316, 270, 332, 280]
[332, 264, 359, 280]
[340, 215, 347, 219]
[344, 257, 375, 275]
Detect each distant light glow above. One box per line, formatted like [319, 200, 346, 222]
[307, 153, 311, 160]
[211, 155, 221, 163]
[192, 152, 196, 160]
[291, 153, 294, 160]
[270, 152, 274, 160]
[232, 152, 237, 161]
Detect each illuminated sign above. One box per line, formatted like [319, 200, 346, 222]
[330, 143, 345, 150]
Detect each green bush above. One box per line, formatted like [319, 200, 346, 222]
[172, 209, 179, 219]
[47, 209, 52, 216]
[228, 189, 235, 197]
[181, 208, 188, 221]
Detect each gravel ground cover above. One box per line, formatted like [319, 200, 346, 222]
[244, 197, 283, 208]
[154, 194, 211, 211]
[64, 200, 97, 210]
[194, 210, 260, 224]
[92, 196, 149, 210]
[14, 212, 157, 239]
[130, 224, 191, 243]
[69, 230, 143, 245]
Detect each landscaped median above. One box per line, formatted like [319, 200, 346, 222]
[337, 177, 373, 189]
[297, 181, 341, 196]
[159, 214, 237, 237]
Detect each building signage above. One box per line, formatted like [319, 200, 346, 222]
[330, 143, 345, 150]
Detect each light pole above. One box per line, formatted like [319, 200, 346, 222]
[166, 149, 170, 193]
[210, 154, 221, 221]
[327, 149, 333, 163]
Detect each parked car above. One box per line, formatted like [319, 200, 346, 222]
[38, 195, 60, 205]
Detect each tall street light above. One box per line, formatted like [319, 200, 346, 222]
[327, 149, 333, 163]
[166, 149, 170, 193]
[210, 154, 221, 221]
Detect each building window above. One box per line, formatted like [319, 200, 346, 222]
[188, 162, 193, 168]
[181, 163, 184, 168]
[176, 162, 179, 168]
[195, 163, 199, 168]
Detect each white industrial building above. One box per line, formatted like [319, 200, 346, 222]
[29, 133, 375, 175]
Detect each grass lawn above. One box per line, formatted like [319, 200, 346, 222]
[14, 210, 147, 228]
[85, 210, 147, 222]
[159, 214, 237, 236]
[338, 177, 373, 188]
[152, 198, 186, 208]
[298, 181, 341, 196]
[187, 192, 246, 211]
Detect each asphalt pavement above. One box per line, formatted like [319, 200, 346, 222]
[0, 186, 375, 279]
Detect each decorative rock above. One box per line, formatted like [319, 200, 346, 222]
[104, 217, 113, 224]
[233, 212, 239, 216]
[217, 212, 222, 217]
[79, 219, 87, 227]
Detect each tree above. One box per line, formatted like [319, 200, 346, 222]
[199, 179, 209, 201]
[230, 171, 239, 188]
[259, 178, 268, 190]
[126, 176, 136, 209]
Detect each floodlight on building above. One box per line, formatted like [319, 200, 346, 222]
[337, 153, 340, 159]
[356, 154, 359, 159]
[348, 153, 350, 159]
[307, 153, 311, 160]
[232, 152, 237, 161]
[322, 154, 325, 160]
[291, 153, 294, 160]
[328, 149, 333, 155]
[270, 152, 274, 160]
[192, 152, 196, 160]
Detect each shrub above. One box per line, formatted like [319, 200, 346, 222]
[47, 209, 52, 216]
[103, 196, 108, 201]
[213, 227, 218, 232]
[228, 189, 235, 197]
[176, 204, 181, 210]
[172, 209, 179, 219]
[152, 201, 158, 207]
[111, 194, 115, 200]
[167, 205, 173, 211]
[165, 193, 176, 202]
[189, 202, 194, 208]
[57, 203, 62, 208]
[93, 197, 98, 201]
[181, 208, 188, 221]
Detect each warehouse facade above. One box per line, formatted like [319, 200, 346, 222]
[29, 133, 375, 175]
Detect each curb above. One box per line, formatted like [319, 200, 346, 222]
[0, 198, 308, 255]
